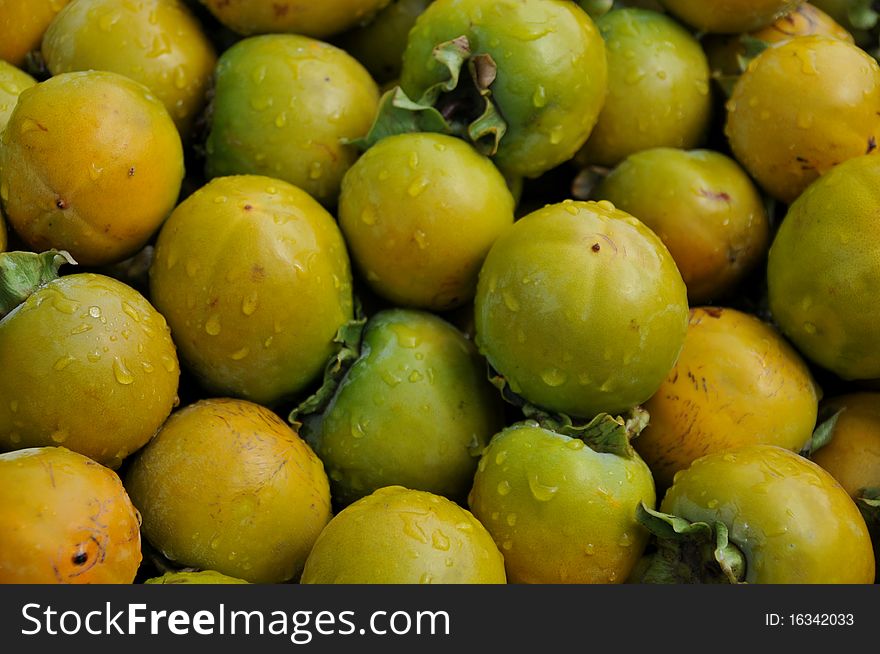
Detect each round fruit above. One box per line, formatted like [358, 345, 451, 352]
[725, 35, 880, 204]
[0, 0, 70, 66]
[0, 59, 35, 133]
[767, 153, 880, 380]
[0, 263, 179, 468]
[199, 0, 392, 38]
[655, 445, 875, 583]
[149, 175, 353, 406]
[125, 398, 332, 584]
[0, 446, 142, 584]
[400, 0, 607, 178]
[0, 70, 184, 266]
[474, 199, 689, 419]
[144, 570, 250, 584]
[657, 0, 803, 33]
[593, 148, 769, 304]
[205, 34, 379, 207]
[468, 421, 656, 584]
[810, 393, 880, 499]
[338, 132, 514, 310]
[42, 0, 217, 137]
[300, 486, 506, 583]
[576, 8, 711, 168]
[635, 307, 819, 489]
[298, 308, 504, 506]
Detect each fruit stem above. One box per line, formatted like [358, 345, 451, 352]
[0, 250, 76, 319]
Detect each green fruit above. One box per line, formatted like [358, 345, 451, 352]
[0, 59, 35, 134]
[125, 398, 332, 584]
[300, 486, 507, 583]
[149, 175, 354, 406]
[592, 148, 769, 304]
[199, 0, 393, 38]
[577, 8, 711, 168]
[42, 0, 217, 137]
[205, 34, 379, 207]
[725, 35, 880, 204]
[657, 0, 803, 33]
[298, 308, 504, 507]
[474, 199, 689, 419]
[468, 421, 656, 584]
[0, 70, 184, 267]
[767, 153, 880, 380]
[338, 132, 514, 310]
[144, 570, 250, 584]
[399, 0, 607, 178]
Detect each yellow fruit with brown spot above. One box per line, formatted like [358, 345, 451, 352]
[0, 446, 142, 584]
[636, 307, 820, 490]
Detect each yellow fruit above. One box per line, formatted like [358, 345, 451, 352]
[0, 0, 70, 66]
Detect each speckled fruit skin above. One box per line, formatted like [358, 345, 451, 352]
[205, 34, 379, 207]
[42, 0, 217, 137]
[0, 447, 142, 584]
[635, 307, 819, 490]
[0, 59, 35, 133]
[400, 0, 607, 179]
[468, 422, 656, 584]
[767, 154, 880, 380]
[658, 0, 803, 33]
[577, 8, 711, 168]
[125, 398, 332, 584]
[661, 445, 875, 583]
[593, 148, 769, 304]
[301, 309, 504, 507]
[810, 393, 880, 499]
[0, 0, 70, 66]
[149, 175, 353, 406]
[300, 486, 506, 584]
[0, 273, 179, 468]
[338, 133, 514, 310]
[474, 199, 689, 419]
[725, 35, 880, 205]
[144, 570, 250, 584]
[199, 0, 392, 38]
[0, 70, 184, 267]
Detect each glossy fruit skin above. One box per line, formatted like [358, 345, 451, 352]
[474, 199, 689, 419]
[199, 0, 392, 38]
[577, 9, 711, 168]
[125, 398, 332, 584]
[149, 175, 353, 406]
[636, 307, 819, 490]
[725, 35, 880, 204]
[300, 486, 506, 583]
[657, 0, 803, 33]
[0, 273, 179, 468]
[144, 570, 249, 584]
[0, 447, 142, 584]
[810, 393, 880, 499]
[400, 0, 607, 179]
[661, 445, 875, 583]
[301, 308, 504, 507]
[767, 154, 880, 380]
[205, 34, 379, 207]
[0, 70, 184, 267]
[468, 422, 656, 584]
[703, 3, 853, 80]
[593, 148, 769, 304]
[338, 133, 514, 310]
[0, 0, 70, 66]
[335, 0, 433, 84]
[0, 59, 35, 133]
[42, 0, 217, 137]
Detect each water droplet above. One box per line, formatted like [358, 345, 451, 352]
[506, 513, 517, 527]
[803, 322, 817, 335]
[205, 314, 222, 336]
[707, 499, 719, 509]
[309, 162, 323, 180]
[381, 371, 401, 387]
[229, 347, 250, 361]
[527, 473, 558, 502]
[88, 162, 103, 181]
[210, 537, 221, 550]
[413, 229, 428, 249]
[160, 355, 176, 373]
[113, 357, 135, 385]
[274, 112, 287, 128]
[121, 302, 141, 322]
[565, 439, 584, 450]
[54, 355, 76, 371]
[501, 540, 513, 551]
[495, 450, 507, 465]
[541, 368, 566, 387]
[532, 85, 547, 107]
[142, 361, 154, 373]
[497, 480, 512, 496]
[401, 512, 429, 544]
[419, 572, 434, 584]
[432, 530, 450, 551]
[407, 176, 429, 197]
[241, 293, 258, 316]
[88, 306, 102, 319]
[618, 533, 632, 548]
[408, 152, 419, 169]
[502, 290, 520, 312]
[50, 429, 67, 444]
[70, 323, 92, 335]
[87, 350, 102, 363]
[360, 207, 377, 225]
[408, 370, 423, 383]
[585, 543, 595, 556]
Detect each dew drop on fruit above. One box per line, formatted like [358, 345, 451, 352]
[432, 530, 451, 552]
[112, 357, 135, 385]
[497, 480, 512, 496]
[803, 322, 818, 335]
[229, 347, 249, 361]
[541, 368, 566, 387]
[528, 473, 559, 502]
[506, 513, 517, 527]
[205, 314, 222, 336]
[495, 450, 508, 465]
[241, 293, 259, 316]
[502, 289, 520, 312]
[53, 355, 76, 371]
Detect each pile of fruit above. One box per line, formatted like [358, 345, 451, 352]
[1, 0, 878, 585]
